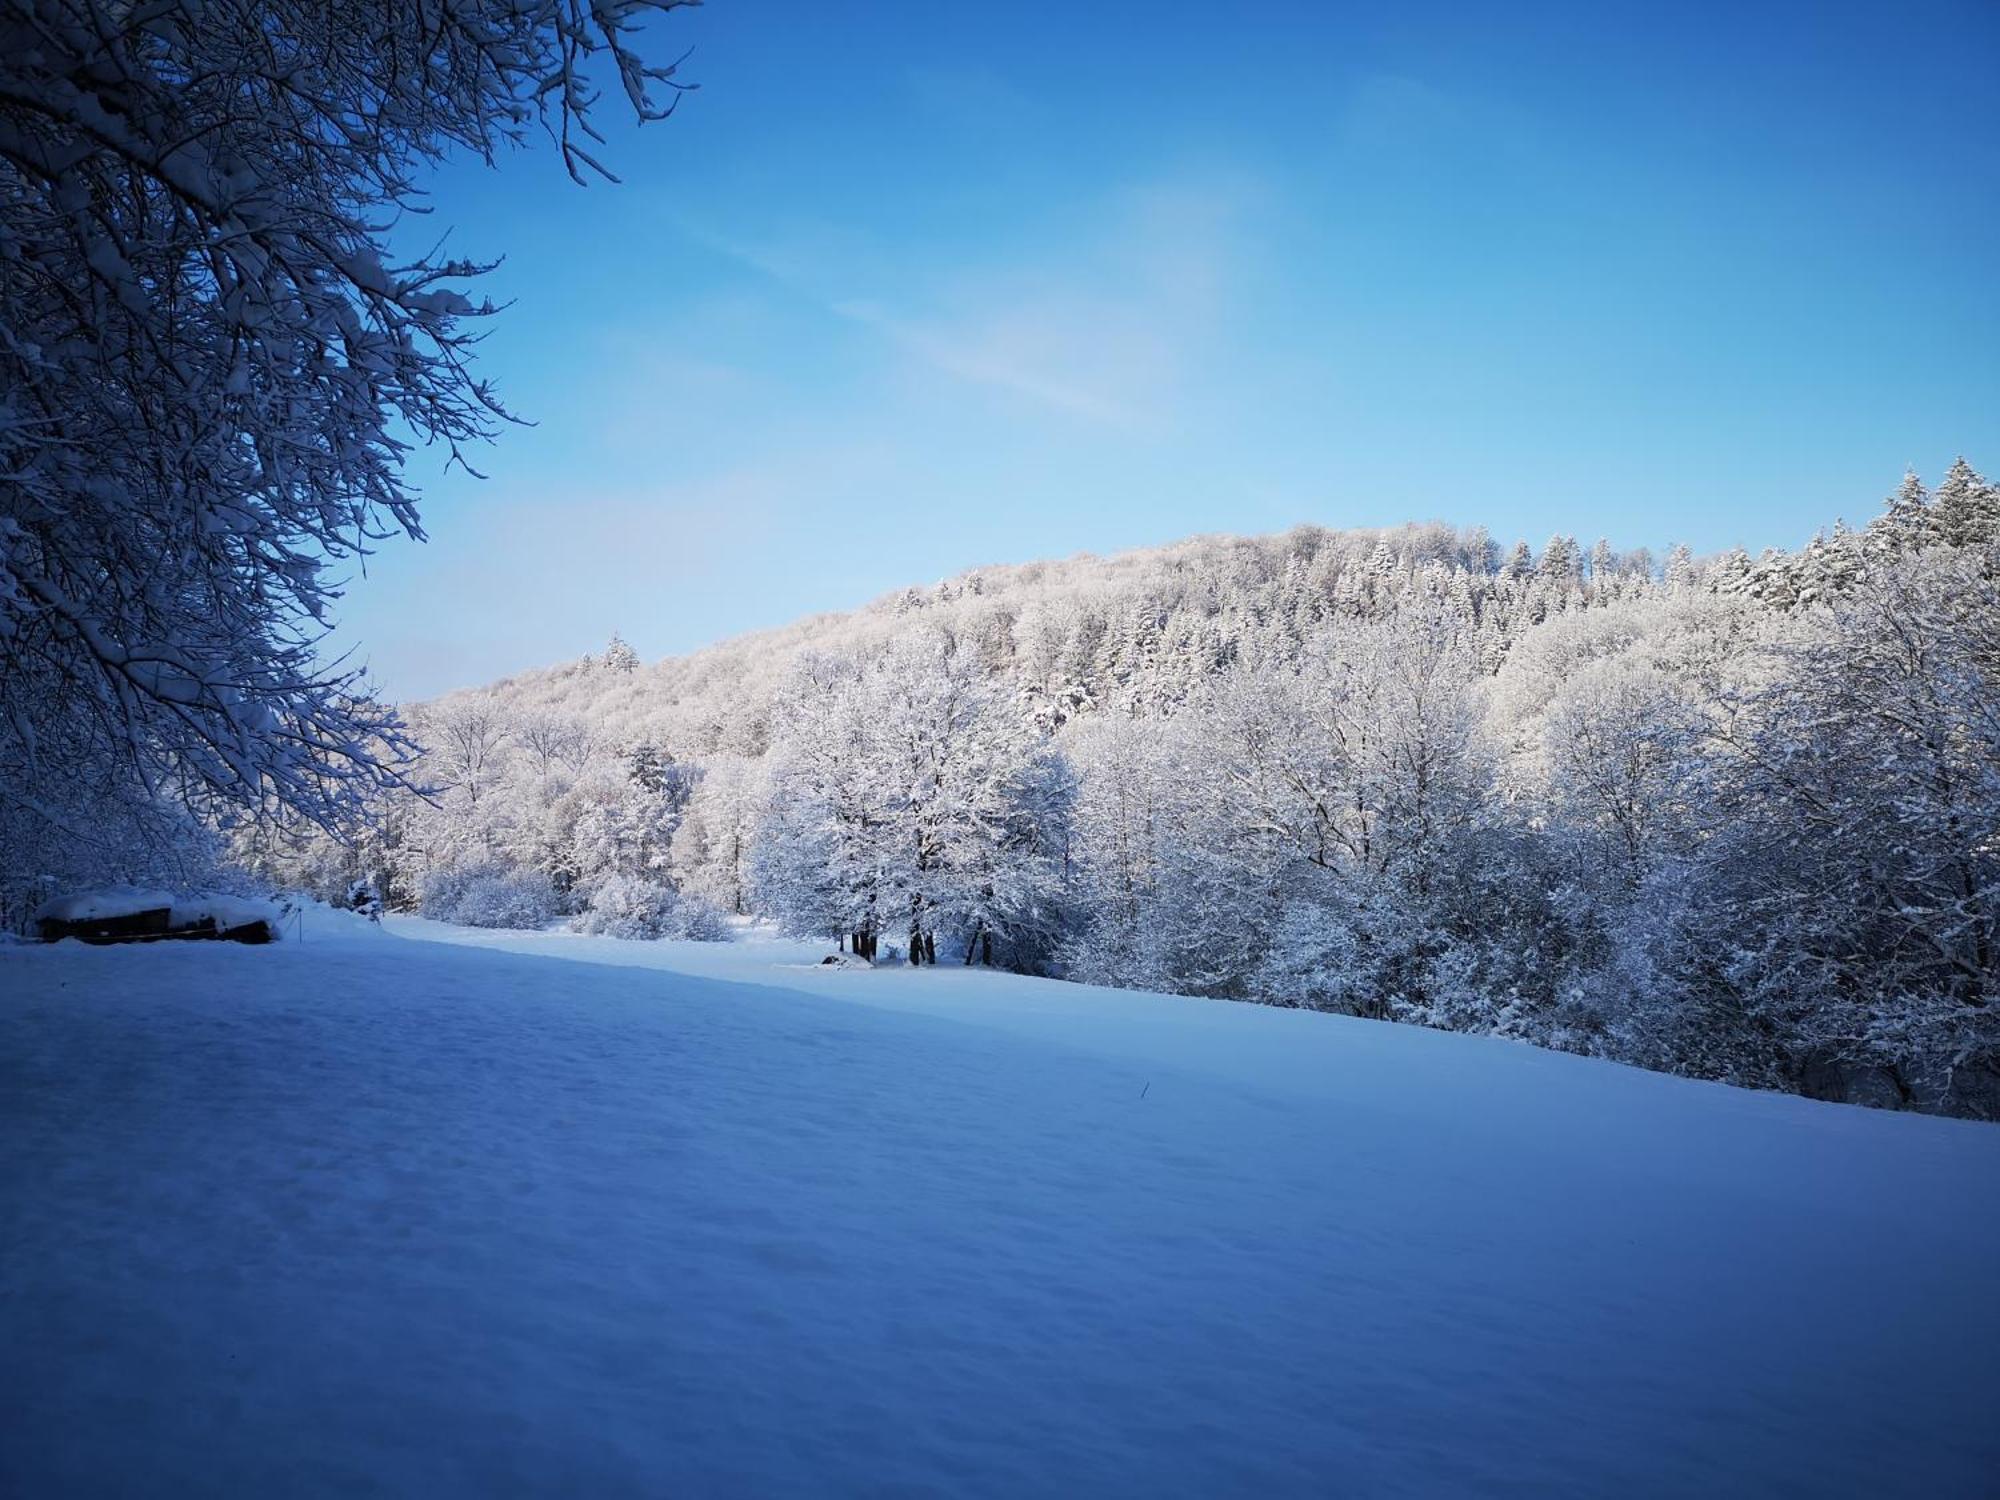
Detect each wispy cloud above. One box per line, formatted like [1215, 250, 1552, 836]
[676, 167, 1263, 432]
[827, 296, 1152, 427]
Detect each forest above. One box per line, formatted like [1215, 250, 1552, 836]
[2, 0, 1990, 1120]
[191, 463, 2000, 1118]
[8, 3, 1997, 1493]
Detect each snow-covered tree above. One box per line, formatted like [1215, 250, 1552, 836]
[602, 633, 641, 673]
[1931, 457, 1999, 551]
[1541, 654, 1709, 885]
[421, 699, 510, 808]
[517, 712, 591, 782]
[756, 634, 1069, 965]
[1061, 711, 1273, 997]
[1711, 549, 2000, 1106]
[671, 755, 765, 915]
[0, 0, 690, 879]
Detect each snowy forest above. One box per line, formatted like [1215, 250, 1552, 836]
[202, 467, 1999, 1118]
[10, 4, 2000, 1494]
[0, 0, 1994, 1120]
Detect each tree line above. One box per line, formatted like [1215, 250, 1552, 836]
[236, 463, 1999, 1117]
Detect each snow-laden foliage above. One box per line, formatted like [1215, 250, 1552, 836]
[753, 632, 1072, 966]
[0, 0, 689, 901]
[420, 860, 558, 930]
[572, 874, 728, 941]
[252, 467, 2000, 1115]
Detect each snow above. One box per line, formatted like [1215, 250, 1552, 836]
[33, 885, 174, 922]
[3, 921, 1997, 1496]
[168, 893, 285, 933]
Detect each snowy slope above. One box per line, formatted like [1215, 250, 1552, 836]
[3, 921, 1997, 1497]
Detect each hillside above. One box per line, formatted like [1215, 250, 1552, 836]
[4, 921, 1997, 1496]
[433, 521, 1656, 759]
[236, 467, 2000, 1118]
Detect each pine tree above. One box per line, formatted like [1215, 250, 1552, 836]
[628, 742, 668, 794]
[1931, 457, 1999, 550]
[603, 632, 641, 673]
[1871, 470, 1935, 555]
[1709, 547, 1754, 592]
[1664, 544, 1696, 590]
[1539, 534, 1580, 589]
[1589, 538, 1617, 586]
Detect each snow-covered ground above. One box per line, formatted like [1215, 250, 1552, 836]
[4, 918, 1997, 1497]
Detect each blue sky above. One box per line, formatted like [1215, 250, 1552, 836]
[344, 0, 2000, 699]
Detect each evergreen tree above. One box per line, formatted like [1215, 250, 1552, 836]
[1931, 457, 1999, 550]
[1539, 534, 1580, 588]
[1871, 470, 1934, 555]
[1664, 544, 1696, 590]
[603, 632, 641, 673]
[1588, 538, 1616, 585]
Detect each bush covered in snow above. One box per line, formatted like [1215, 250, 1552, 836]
[572, 876, 730, 942]
[570, 876, 675, 940]
[421, 862, 559, 930]
[670, 898, 734, 943]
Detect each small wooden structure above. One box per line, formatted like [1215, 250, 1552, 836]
[37, 900, 276, 946]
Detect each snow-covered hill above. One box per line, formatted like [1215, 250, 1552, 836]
[418, 521, 1640, 759]
[4, 922, 1996, 1496]
[234, 471, 1998, 1122]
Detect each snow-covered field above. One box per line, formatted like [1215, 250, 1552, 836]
[4, 918, 1997, 1497]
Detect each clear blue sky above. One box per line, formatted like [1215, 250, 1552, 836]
[342, 0, 2000, 699]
